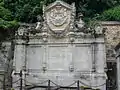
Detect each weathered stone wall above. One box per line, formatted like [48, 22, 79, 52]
[101, 21, 120, 62]
[12, 1, 107, 90]
[0, 42, 12, 89]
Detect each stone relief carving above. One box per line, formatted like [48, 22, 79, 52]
[16, 26, 28, 40]
[16, 23, 37, 41]
[17, 27, 25, 36]
[67, 32, 75, 42]
[95, 25, 103, 35]
[75, 13, 85, 32]
[49, 7, 68, 26]
[43, 0, 75, 37]
[35, 15, 43, 31]
[16, 0, 104, 40]
[42, 62, 47, 72]
[35, 22, 42, 30]
[41, 32, 49, 42]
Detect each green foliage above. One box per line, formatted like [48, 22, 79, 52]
[64, 0, 120, 19]
[4, 0, 45, 23]
[4, 0, 120, 23]
[0, 7, 12, 21]
[0, 19, 18, 29]
[98, 5, 120, 21]
[0, 0, 18, 29]
[0, 0, 19, 41]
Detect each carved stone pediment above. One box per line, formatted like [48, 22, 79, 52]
[43, 1, 75, 37]
[16, 1, 104, 40]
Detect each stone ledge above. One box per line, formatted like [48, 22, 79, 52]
[100, 21, 120, 26]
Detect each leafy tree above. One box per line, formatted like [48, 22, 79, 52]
[0, 0, 18, 41]
[98, 5, 120, 21]
[4, 0, 44, 23]
[4, 0, 120, 23]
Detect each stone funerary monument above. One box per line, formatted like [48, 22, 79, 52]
[12, 1, 107, 90]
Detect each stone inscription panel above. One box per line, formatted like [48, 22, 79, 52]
[73, 45, 92, 71]
[26, 44, 92, 72]
[27, 46, 44, 70]
[48, 46, 69, 70]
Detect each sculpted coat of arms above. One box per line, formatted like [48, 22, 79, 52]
[49, 6, 68, 27]
[44, 1, 73, 35]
